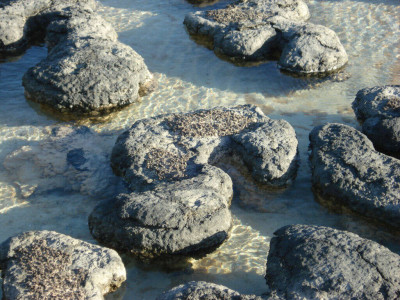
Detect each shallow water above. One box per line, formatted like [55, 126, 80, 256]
[0, 0, 399, 298]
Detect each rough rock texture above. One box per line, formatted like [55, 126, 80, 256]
[3, 126, 124, 199]
[0, 0, 154, 115]
[353, 85, 400, 155]
[111, 104, 298, 190]
[0, 231, 126, 300]
[266, 224, 400, 299]
[157, 281, 263, 300]
[89, 165, 233, 257]
[0, 0, 96, 53]
[89, 105, 298, 256]
[309, 123, 400, 228]
[184, 0, 347, 74]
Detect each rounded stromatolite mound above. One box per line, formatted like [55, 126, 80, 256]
[266, 224, 400, 299]
[1, 0, 154, 115]
[184, 0, 347, 74]
[157, 281, 263, 300]
[309, 123, 400, 228]
[0, 230, 126, 300]
[89, 165, 233, 257]
[352, 85, 400, 156]
[89, 105, 299, 257]
[111, 104, 298, 190]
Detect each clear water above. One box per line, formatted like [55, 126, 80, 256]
[0, 0, 399, 298]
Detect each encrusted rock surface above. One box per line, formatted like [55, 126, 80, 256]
[184, 0, 347, 74]
[353, 85, 400, 155]
[111, 104, 298, 190]
[309, 123, 400, 228]
[90, 105, 298, 257]
[157, 281, 263, 300]
[266, 224, 400, 299]
[3, 126, 124, 199]
[0, 231, 126, 300]
[0, 0, 154, 115]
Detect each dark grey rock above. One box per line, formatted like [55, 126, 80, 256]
[266, 224, 400, 299]
[0, 230, 126, 300]
[0, 0, 154, 115]
[157, 281, 263, 300]
[89, 165, 233, 257]
[184, 0, 347, 74]
[90, 105, 298, 257]
[309, 123, 400, 228]
[353, 85, 400, 155]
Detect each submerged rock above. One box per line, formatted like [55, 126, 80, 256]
[0, 230, 126, 300]
[157, 281, 263, 300]
[3, 126, 124, 198]
[0, 0, 154, 115]
[309, 123, 400, 228]
[352, 85, 400, 155]
[184, 0, 347, 74]
[266, 224, 400, 299]
[90, 105, 299, 257]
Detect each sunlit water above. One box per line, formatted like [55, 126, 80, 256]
[0, 0, 399, 298]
